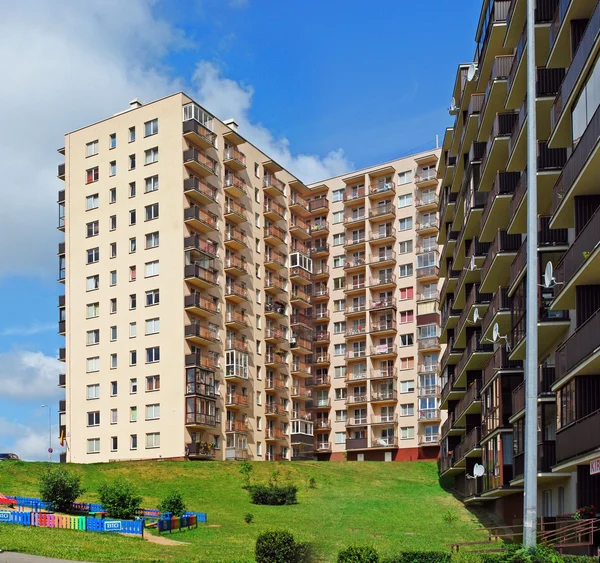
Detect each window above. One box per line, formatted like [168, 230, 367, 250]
[110, 326, 117, 341]
[109, 215, 116, 230]
[400, 403, 414, 416]
[144, 119, 158, 137]
[86, 140, 99, 157]
[87, 384, 100, 400]
[145, 203, 159, 221]
[86, 303, 99, 319]
[130, 322, 137, 338]
[400, 426, 415, 440]
[145, 318, 160, 335]
[129, 182, 136, 198]
[256, 340, 262, 355]
[86, 357, 100, 373]
[256, 315, 262, 330]
[334, 321, 346, 334]
[399, 263, 414, 277]
[256, 442, 262, 456]
[146, 432, 160, 448]
[86, 247, 99, 264]
[257, 366, 262, 380]
[86, 194, 99, 210]
[110, 270, 117, 286]
[398, 240, 413, 254]
[129, 238, 136, 253]
[146, 375, 160, 392]
[129, 209, 136, 225]
[417, 324, 438, 339]
[399, 310, 414, 323]
[110, 381, 118, 396]
[146, 289, 159, 306]
[145, 404, 160, 420]
[109, 161, 116, 176]
[256, 289, 261, 304]
[86, 167, 99, 184]
[398, 193, 413, 207]
[86, 329, 99, 346]
[398, 217, 413, 231]
[110, 297, 117, 313]
[400, 380, 415, 393]
[130, 351, 137, 367]
[332, 211, 344, 224]
[111, 437, 118, 452]
[129, 154, 136, 170]
[254, 163, 260, 178]
[87, 438, 100, 454]
[86, 275, 99, 291]
[334, 366, 346, 379]
[332, 188, 345, 202]
[129, 266, 136, 281]
[335, 432, 346, 444]
[335, 410, 347, 422]
[86, 221, 99, 237]
[130, 434, 138, 449]
[333, 255, 345, 268]
[398, 170, 412, 185]
[144, 174, 159, 193]
[110, 242, 117, 258]
[334, 299, 346, 312]
[143, 231, 159, 250]
[109, 133, 116, 149]
[145, 147, 159, 164]
[146, 346, 160, 363]
[399, 286, 414, 300]
[130, 378, 138, 393]
[399, 333, 414, 346]
[334, 343, 346, 356]
[145, 261, 159, 277]
[333, 233, 345, 246]
[255, 188, 260, 203]
[335, 388, 347, 400]
[256, 391, 262, 406]
[110, 409, 118, 424]
[255, 264, 261, 278]
[109, 187, 116, 203]
[256, 416, 262, 430]
[87, 411, 100, 426]
[129, 406, 138, 423]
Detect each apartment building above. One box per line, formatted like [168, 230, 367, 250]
[56, 92, 442, 463]
[438, 0, 600, 524]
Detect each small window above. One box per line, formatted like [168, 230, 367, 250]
[255, 188, 260, 203]
[129, 182, 136, 198]
[110, 381, 118, 396]
[146, 289, 160, 306]
[332, 188, 345, 202]
[109, 161, 116, 177]
[257, 442, 262, 456]
[109, 215, 116, 230]
[109, 133, 116, 149]
[86, 167, 99, 184]
[86, 221, 99, 238]
[398, 193, 413, 208]
[129, 154, 136, 170]
[144, 119, 158, 137]
[129, 209, 136, 225]
[256, 289, 261, 304]
[110, 409, 118, 424]
[398, 170, 412, 185]
[130, 378, 138, 393]
[145, 203, 159, 221]
[110, 326, 117, 341]
[86, 194, 99, 210]
[86, 329, 100, 346]
[130, 406, 137, 422]
[145, 175, 159, 192]
[87, 247, 99, 264]
[86, 140, 99, 157]
[130, 293, 137, 309]
[109, 188, 117, 203]
[87, 411, 100, 426]
[129, 127, 136, 143]
[145, 147, 159, 165]
[130, 322, 137, 338]
[145, 318, 160, 335]
[256, 416, 262, 430]
[146, 232, 159, 249]
[87, 438, 100, 454]
[130, 434, 138, 450]
[130, 351, 137, 367]
[332, 211, 344, 224]
[111, 436, 118, 452]
[110, 270, 117, 286]
[146, 375, 160, 392]
[254, 162, 259, 177]
[130, 238, 136, 253]
[110, 242, 117, 258]
[145, 261, 159, 278]
[110, 297, 117, 313]
[146, 432, 160, 449]
[256, 315, 262, 330]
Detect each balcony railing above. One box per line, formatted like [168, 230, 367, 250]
[184, 205, 218, 229]
[415, 218, 439, 232]
[226, 393, 249, 406]
[371, 437, 398, 448]
[476, 1, 512, 68]
[290, 191, 309, 209]
[344, 187, 366, 202]
[225, 226, 248, 247]
[185, 353, 220, 371]
[225, 338, 249, 353]
[225, 198, 249, 221]
[556, 309, 600, 380]
[185, 294, 220, 314]
[185, 264, 218, 285]
[265, 403, 288, 416]
[292, 362, 312, 375]
[369, 251, 396, 265]
[185, 413, 217, 427]
[185, 323, 219, 342]
[265, 276, 287, 292]
[481, 230, 522, 284]
[346, 438, 368, 450]
[184, 176, 218, 203]
[556, 409, 600, 463]
[224, 145, 246, 167]
[481, 171, 520, 231]
[224, 173, 248, 195]
[370, 344, 397, 356]
[183, 148, 218, 175]
[185, 235, 219, 258]
[368, 204, 395, 219]
[417, 337, 440, 351]
[290, 215, 311, 235]
[264, 174, 285, 194]
[265, 249, 287, 268]
[454, 426, 481, 462]
[309, 198, 329, 212]
[183, 119, 217, 146]
[225, 283, 248, 299]
[370, 181, 396, 195]
[455, 379, 482, 421]
[372, 390, 398, 402]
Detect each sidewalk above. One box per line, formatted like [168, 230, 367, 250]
[0, 553, 92, 563]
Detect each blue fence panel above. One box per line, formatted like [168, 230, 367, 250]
[0, 511, 31, 525]
[183, 511, 207, 523]
[86, 517, 143, 536]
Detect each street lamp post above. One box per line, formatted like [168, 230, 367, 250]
[41, 404, 52, 462]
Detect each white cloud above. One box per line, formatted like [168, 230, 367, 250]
[0, 351, 63, 400]
[0, 323, 56, 337]
[0, 417, 62, 462]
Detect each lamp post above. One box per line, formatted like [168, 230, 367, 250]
[41, 404, 52, 463]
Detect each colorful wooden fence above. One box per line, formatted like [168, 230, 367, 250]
[31, 513, 87, 530]
[157, 514, 198, 534]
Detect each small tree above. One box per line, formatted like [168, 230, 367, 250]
[39, 468, 84, 513]
[98, 479, 142, 520]
[239, 460, 253, 489]
[337, 545, 379, 563]
[158, 491, 186, 517]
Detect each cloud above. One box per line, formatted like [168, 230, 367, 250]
[0, 417, 62, 462]
[0, 351, 63, 400]
[0, 323, 56, 337]
[192, 61, 353, 183]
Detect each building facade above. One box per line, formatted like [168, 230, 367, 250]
[57, 92, 443, 463]
[438, 0, 600, 524]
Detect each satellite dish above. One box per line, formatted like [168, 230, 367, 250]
[473, 463, 484, 478]
[449, 97, 459, 115]
[473, 308, 480, 323]
[467, 62, 479, 82]
[544, 262, 554, 287]
[492, 323, 500, 342]
[469, 255, 476, 271]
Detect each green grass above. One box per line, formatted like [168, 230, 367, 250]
[0, 460, 486, 562]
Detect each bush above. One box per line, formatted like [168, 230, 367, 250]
[98, 479, 142, 520]
[239, 461, 253, 490]
[255, 530, 312, 563]
[442, 510, 459, 525]
[244, 512, 254, 524]
[338, 545, 379, 563]
[383, 553, 450, 563]
[248, 484, 298, 506]
[39, 468, 84, 513]
[158, 491, 186, 517]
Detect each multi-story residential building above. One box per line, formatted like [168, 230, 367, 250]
[56, 92, 442, 463]
[438, 0, 600, 525]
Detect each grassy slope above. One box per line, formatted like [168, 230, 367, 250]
[0, 460, 486, 562]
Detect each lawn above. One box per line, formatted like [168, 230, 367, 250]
[0, 460, 486, 562]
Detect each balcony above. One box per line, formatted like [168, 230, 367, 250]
[224, 254, 248, 276]
[343, 258, 366, 273]
[311, 288, 329, 303]
[264, 174, 286, 197]
[291, 384, 311, 399]
[309, 198, 329, 213]
[346, 438, 368, 450]
[290, 335, 312, 352]
[225, 282, 249, 303]
[224, 310, 249, 329]
[183, 119, 216, 148]
[185, 323, 219, 345]
[479, 55, 514, 141]
[555, 308, 600, 384]
[185, 414, 217, 428]
[226, 420, 249, 433]
[414, 192, 439, 212]
[372, 414, 398, 425]
[441, 412, 465, 440]
[265, 404, 288, 416]
[370, 344, 397, 358]
[290, 215, 312, 240]
[183, 148, 218, 177]
[370, 369, 396, 381]
[345, 348, 367, 361]
[289, 191, 310, 216]
[482, 287, 511, 340]
[456, 285, 493, 348]
[417, 337, 441, 352]
[184, 235, 218, 260]
[414, 170, 438, 189]
[58, 373, 66, 388]
[265, 428, 288, 441]
[455, 333, 493, 384]
[224, 172, 248, 198]
[290, 313, 311, 329]
[57, 163, 65, 180]
[184, 206, 218, 232]
[313, 330, 330, 343]
[226, 393, 249, 408]
[265, 249, 287, 270]
[415, 265, 439, 282]
[58, 400, 66, 413]
[265, 352, 288, 367]
[343, 186, 366, 204]
[265, 302, 287, 319]
[184, 176, 218, 205]
[368, 251, 397, 268]
[224, 226, 248, 251]
[371, 390, 398, 403]
[480, 230, 522, 293]
[369, 298, 397, 313]
[315, 442, 332, 453]
[344, 235, 366, 251]
[369, 180, 396, 199]
[556, 409, 600, 465]
[184, 263, 218, 290]
[186, 353, 220, 372]
[186, 381, 218, 400]
[369, 436, 398, 449]
[264, 225, 287, 246]
[223, 145, 246, 171]
[512, 442, 557, 484]
[370, 319, 397, 336]
[480, 172, 520, 242]
[290, 289, 311, 307]
[185, 294, 220, 317]
[415, 217, 439, 235]
[310, 375, 331, 387]
[553, 208, 600, 310]
[441, 298, 460, 342]
[265, 275, 287, 295]
[453, 426, 482, 466]
[368, 204, 395, 222]
[313, 397, 331, 409]
[292, 362, 312, 377]
[505, 0, 559, 48]
[346, 371, 368, 382]
[480, 113, 519, 191]
[454, 380, 482, 426]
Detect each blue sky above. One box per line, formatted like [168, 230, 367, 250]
[0, 0, 481, 460]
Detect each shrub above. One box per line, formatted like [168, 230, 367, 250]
[244, 512, 254, 524]
[249, 484, 298, 506]
[256, 530, 312, 563]
[239, 461, 253, 489]
[158, 491, 186, 517]
[307, 477, 317, 489]
[338, 545, 379, 563]
[39, 468, 84, 513]
[98, 479, 142, 520]
[383, 553, 450, 563]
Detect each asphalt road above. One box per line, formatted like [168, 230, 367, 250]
[0, 553, 92, 563]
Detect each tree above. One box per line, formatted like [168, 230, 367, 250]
[98, 479, 142, 520]
[39, 468, 84, 513]
[158, 491, 187, 517]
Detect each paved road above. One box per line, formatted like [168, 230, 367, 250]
[0, 553, 92, 563]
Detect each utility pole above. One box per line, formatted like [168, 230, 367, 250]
[523, 0, 539, 548]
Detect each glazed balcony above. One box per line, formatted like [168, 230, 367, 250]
[480, 171, 520, 243]
[185, 323, 220, 345]
[263, 174, 286, 197]
[264, 225, 287, 246]
[184, 294, 220, 317]
[289, 215, 312, 239]
[369, 180, 396, 199]
[224, 198, 249, 224]
[184, 176, 218, 205]
[184, 264, 219, 289]
[223, 145, 246, 171]
[183, 148, 218, 177]
[556, 409, 600, 464]
[185, 381, 218, 400]
[184, 205, 218, 232]
[224, 254, 249, 276]
[224, 172, 248, 198]
[184, 414, 217, 428]
[183, 119, 217, 148]
[185, 353, 220, 371]
[480, 230, 522, 293]
[225, 310, 250, 328]
[343, 186, 366, 203]
[225, 282, 249, 302]
[308, 198, 329, 213]
[368, 203, 395, 222]
[184, 235, 219, 260]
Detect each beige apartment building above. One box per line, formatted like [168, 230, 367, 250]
[56, 92, 443, 463]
